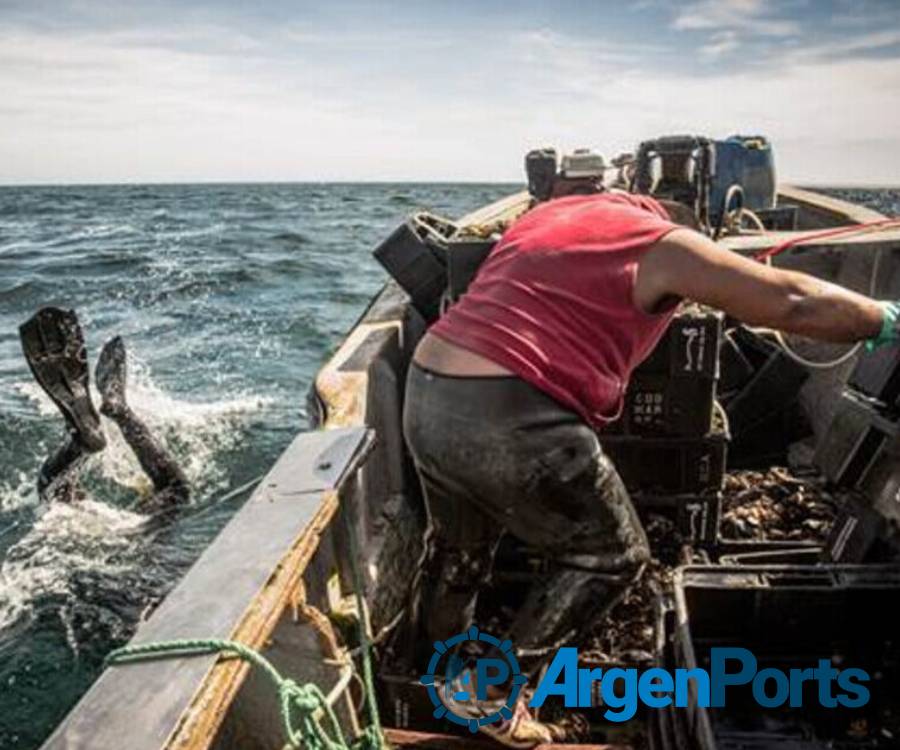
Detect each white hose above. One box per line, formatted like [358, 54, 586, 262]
[760, 245, 884, 370]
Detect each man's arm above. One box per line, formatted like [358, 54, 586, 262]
[635, 229, 884, 344]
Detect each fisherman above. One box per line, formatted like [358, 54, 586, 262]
[19, 307, 189, 507]
[402, 191, 896, 746]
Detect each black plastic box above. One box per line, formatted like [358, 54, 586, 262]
[814, 388, 900, 488]
[601, 426, 728, 495]
[718, 330, 755, 399]
[848, 346, 900, 410]
[636, 492, 721, 544]
[373, 213, 453, 321]
[609, 311, 723, 437]
[724, 340, 809, 437]
[446, 236, 496, 302]
[671, 565, 900, 750]
[615, 374, 717, 436]
[639, 311, 723, 379]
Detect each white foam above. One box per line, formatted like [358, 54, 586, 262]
[0, 500, 146, 633]
[13, 350, 271, 494]
[2, 350, 271, 634]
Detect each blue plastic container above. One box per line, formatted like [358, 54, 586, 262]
[709, 135, 776, 224]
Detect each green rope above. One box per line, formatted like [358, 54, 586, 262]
[105, 638, 379, 750]
[105, 455, 387, 749]
[340, 506, 384, 743]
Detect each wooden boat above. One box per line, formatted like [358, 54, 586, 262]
[39, 183, 900, 750]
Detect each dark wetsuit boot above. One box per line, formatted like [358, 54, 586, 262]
[20, 307, 106, 453]
[96, 336, 189, 506]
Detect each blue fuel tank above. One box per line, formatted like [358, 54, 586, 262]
[709, 135, 776, 223]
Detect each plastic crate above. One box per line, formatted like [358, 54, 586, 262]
[640, 312, 723, 379]
[613, 374, 717, 437]
[446, 236, 496, 302]
[718, 331, 755, 399]
[637, 492, 721, 545]
[706, 539, 824, 571]
[602, 426, 728, 495]
[724, 339, 809, 438]
[717, 546, 822, 565]
[672, 565, 900, 750]
[606, 311, 722, 437]
[848, 345, 900, 411]
[373, 213, 453, 321]
[813, 389, 900, 488]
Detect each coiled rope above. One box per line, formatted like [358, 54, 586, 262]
[105, 638, 375, 750]
[106, 488, 386, 749]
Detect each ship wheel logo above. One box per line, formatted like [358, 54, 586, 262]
[420, 626, 526, 731]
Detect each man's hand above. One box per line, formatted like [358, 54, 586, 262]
[635, 229, 885, 344]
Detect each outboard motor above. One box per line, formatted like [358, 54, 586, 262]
[632, 134, 777, 235]
[525, 147, 606, 203]
[525, 148, 558, 203]
[632, 135, 716, 230]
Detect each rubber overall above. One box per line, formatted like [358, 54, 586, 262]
[403, 363, 649, 675]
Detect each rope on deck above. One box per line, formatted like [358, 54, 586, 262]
[106, 637, 384, 750]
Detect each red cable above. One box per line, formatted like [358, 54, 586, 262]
[754, 218, 900, 261]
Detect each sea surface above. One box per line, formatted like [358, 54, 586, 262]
[0, 182, 516, 750]
[0, 184, 897, 749]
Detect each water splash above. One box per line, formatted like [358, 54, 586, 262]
[12, 351, 272, 497]
[0, 500, 146, 635]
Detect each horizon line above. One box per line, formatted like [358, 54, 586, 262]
[1, 179, 898, 190]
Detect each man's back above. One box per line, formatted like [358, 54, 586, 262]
[427, 193, 680, 427]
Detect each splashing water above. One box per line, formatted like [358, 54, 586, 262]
[0, 182, 522, 749]
[12, 352, 272, 498]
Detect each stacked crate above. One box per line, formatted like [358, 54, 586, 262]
[814, 349, 900, 560]
[602, 309, 726, 544]
[665, 565, 900, 750]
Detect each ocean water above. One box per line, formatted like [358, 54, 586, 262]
[0, 184, 897, 749]
[0, 182, 517, 750]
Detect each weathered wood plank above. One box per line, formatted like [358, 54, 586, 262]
[41, 427, 372, 750]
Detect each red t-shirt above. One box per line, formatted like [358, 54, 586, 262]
[429, 192, 680, 428]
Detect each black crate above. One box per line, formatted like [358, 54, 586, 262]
[717, 546, 822, 565]
[673, 564, 900, 750]
[373, 213, 451, 321]
[848, 345, 900, 410]
[824, 497, 888, 562]
[601, 427, 728, 495]
[640, 312, 723, 379]
[637, 492, 721, 544]
[718, 330, 755, 399]
[814, 388, 900, 488]
[608, 311, 722, 437]
[727, 402, 812, 470]
[724, 343, 809, 437]
[709, 538, 823, 561]
[446, 236, 496, 302]
[613, 374, 716, 437]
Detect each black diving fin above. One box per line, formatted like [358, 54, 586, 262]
[19, 307, 106, 452]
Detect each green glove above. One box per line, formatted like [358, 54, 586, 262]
[866, 301, 900, 352]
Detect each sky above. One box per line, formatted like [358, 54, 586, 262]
[1, 0, 900, 185]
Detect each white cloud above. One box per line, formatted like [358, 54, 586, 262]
[700, 30, 741, 59]
[672, 0, 800, 36]
[0, 20, 898, 184]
